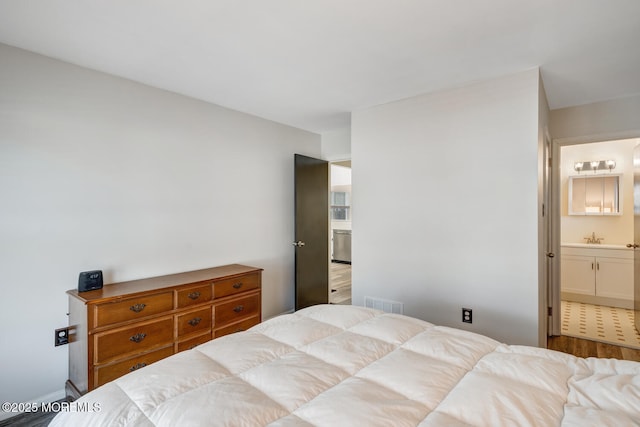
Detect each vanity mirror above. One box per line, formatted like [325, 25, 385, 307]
[568, 175, 620, 215]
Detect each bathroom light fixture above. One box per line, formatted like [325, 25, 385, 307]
[573, 160, 616, 173]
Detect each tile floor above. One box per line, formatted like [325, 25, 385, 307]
[562, 300, 640, 349]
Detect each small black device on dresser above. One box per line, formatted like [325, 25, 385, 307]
[78, 270, 103, 292]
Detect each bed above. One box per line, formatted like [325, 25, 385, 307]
[50, 304, 640, 426]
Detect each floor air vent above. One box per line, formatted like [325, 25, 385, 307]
[364, 296, 404, 314]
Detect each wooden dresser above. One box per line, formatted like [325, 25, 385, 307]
[66, 264, 262, 398]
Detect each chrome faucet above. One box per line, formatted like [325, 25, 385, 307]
[584, 232, 604, 244]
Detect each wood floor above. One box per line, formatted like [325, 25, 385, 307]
[547, 335, 640, 361]
[329, 261, 351, 305]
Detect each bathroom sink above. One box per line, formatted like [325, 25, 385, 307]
[561, 243, 630, 250]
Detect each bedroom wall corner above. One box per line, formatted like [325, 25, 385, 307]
[321, 127, 351, 161]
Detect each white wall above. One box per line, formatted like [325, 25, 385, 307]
[550, 94, 640, 140]
[321, 127, 351, 161]
[560, 139, 638, 245]
[351, 69, 542, 346]
[0, 44, 320, 409]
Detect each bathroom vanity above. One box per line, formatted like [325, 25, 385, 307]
[560, 243, 633, 309]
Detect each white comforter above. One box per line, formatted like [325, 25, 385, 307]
[50, 304, 640, 426]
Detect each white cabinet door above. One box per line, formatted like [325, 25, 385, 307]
[561, 255, 596, 295]
[596, 257, 634, 299]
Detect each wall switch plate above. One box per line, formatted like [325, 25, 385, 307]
[55, 327, 70, 346]
[462, 308, 472, 324]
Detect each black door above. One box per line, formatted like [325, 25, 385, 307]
[294, 154, 329, 310]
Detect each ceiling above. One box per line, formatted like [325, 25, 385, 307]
[1, 1, 639, 134]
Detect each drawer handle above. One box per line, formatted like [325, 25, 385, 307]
[188, 317, 202, 326]
[234, 328, 245, 333]
[130, 303, 146, 313]
[188, 291, 201, 300]
[232, 282, 243, 289]
[233, 305, 244, 313]
[129, 362, 147, 372]
[129, 333, 147, 343]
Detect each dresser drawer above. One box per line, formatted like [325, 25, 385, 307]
[67, 264, 262, 395]
[177, 332, 212, 352]
[214, 316, 260, 338]
[176, 284, 212, 308]
[215, 293, 260, 327]
[94, 316, 173, 364]
[94, 345, 173, 388]
[214, 273, 260, 299]
[93, 292, 174, 328]
[176, 307, 212, 337]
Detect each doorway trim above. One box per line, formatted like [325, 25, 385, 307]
[548, 130, 640, 338]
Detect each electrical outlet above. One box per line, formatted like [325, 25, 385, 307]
[462, 308, 472, 324]
[55, 327, 70, 346]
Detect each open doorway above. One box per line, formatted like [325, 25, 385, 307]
[557, 138, 640, 348]
[329, 161, 352, 305]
